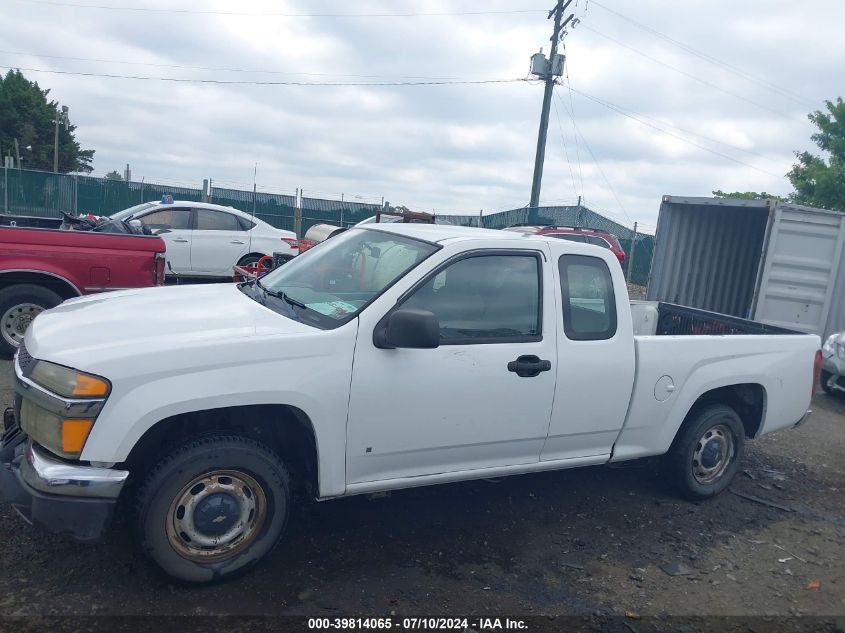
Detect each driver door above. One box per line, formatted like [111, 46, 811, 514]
[136, 207, 193, 274]
[345, 247, 558, 486]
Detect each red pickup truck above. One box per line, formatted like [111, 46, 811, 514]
[0, 215, 166, 356]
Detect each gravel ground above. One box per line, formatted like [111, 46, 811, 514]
[0, 359, 843, 618]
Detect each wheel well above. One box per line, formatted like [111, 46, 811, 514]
[0, 272, 80, 300]
[237, 252, 266, 265]
[688, 384, 766, 438]
[122, 404, 319, 498]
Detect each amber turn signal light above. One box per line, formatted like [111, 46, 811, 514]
[61, 418, 95, 454]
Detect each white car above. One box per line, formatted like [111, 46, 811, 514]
[110, 201, 298, 277]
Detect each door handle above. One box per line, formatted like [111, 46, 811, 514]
[230, 240, 246, 245]
[507, 355, 552, 378]
[173, 238, 189, 243]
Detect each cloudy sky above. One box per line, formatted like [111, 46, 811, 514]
[2, 0, 842, 231]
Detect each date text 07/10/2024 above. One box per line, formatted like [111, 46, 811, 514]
[307, 617, 528, 630]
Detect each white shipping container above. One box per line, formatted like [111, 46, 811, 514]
[647, 196, 845, 338]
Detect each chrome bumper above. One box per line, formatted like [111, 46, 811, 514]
[19, 440, 128, 499]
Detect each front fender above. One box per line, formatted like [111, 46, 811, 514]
[80, 326, 359, 498]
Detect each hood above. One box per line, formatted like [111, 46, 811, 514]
[25, 283, 316, 369]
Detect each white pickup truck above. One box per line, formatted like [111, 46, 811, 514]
[0, 224, 820, 583]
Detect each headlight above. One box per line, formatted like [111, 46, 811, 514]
[823, 335, 837, 357]
[20, 360, 110, 458]
[19, 400, 95, 458]
[29, 360, 110, 398]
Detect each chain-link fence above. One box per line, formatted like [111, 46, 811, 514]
[1, 167, 654, 284]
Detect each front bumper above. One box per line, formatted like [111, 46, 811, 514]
[0, 422, 129, 543]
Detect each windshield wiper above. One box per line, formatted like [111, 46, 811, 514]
[256, 279, 307, 309]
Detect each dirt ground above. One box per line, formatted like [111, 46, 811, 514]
[0, 359, 843, 619]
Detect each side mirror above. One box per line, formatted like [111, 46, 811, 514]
[374, 309, 440, 349]
[128, 219, 143, 228]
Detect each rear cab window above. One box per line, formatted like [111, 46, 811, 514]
[559, 254, 617, 340]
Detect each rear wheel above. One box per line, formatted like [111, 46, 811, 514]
[135, 434, 290, 583]
[821, 370, 835, 395]
[0, 284, 63, 357]
[665, 404, 745, 500]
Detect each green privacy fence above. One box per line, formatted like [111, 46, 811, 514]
[300, 197, 381, 235]
[0, 167, 203, 217]
[210, 186, 297, 232]
[1, 167, 654, 284]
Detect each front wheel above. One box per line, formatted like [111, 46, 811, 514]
[665, 404, 745, 500]
[0, 284, 63, 357]
[135, 434, 290, 583]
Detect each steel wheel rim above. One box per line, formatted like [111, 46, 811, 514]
[1, 303, 43, 348]
[166, 469, 268, 562]
[692, 423, 735, 485]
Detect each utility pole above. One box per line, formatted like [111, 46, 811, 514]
[626, 221, 638, 283]
[53, 105, 69, 173]
[252, 162, 258, 221]
[529, 0, 574, 209]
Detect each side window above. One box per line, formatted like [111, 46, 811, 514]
[402, 253, 541, 343]
[559, 254, 617, 340]
[238, 216, 256, 231]
[585, 236, 611, 249]
[550, 234, 586, 243]
[195, 209, 243, 231]
[138, 208, 191, 230]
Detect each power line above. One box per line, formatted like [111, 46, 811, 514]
[589, 1, 817, 109]
[581, 24, 790, 118]
[551, 96, 581, 202]
[15, 0, 546, 17]
[568, 86, 783, 178]
[554, 88, 633, 226]
[0, 66, 529, 87]
[0, 50, 464, 80]
[561, 41, 585, 202]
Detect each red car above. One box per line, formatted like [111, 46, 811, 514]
[503, 224, 626, 266]
[0, 215, 166, 356]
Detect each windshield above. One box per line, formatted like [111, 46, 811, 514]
[250, 228, 439, 328]
[111, 202, 157, 220]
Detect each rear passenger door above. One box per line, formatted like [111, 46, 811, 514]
[541, 253, 635, 461]
[190, 209, 251, 275]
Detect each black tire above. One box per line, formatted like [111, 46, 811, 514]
[665, 404, 745, 500]
[0, 284, 63, 358]
[820, 370, 835, 395]
[135, 434, 290, 584]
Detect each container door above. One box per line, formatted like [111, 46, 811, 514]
[753, 205, 845, 334]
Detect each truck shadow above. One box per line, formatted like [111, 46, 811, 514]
[0, 446, 837, 616]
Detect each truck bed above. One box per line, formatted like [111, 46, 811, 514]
[613, 301, 818, 463]
[630, 301, 799, 337]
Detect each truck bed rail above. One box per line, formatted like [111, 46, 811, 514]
[656, 303, 799, 336]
